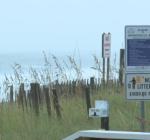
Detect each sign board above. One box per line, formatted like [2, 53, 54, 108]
[125, 26, 150, 72]
[125, 73, 150, 100]
[102, 34, 111, 58]
[89, 108, 108, 117]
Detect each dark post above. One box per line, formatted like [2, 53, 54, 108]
[141, 101, 145, 131]
[27, 90, 32, 108]
[52, 89, 61, 118]
[101, 78, 105, 91]
[72, 80, 76, 94]
[95, 78, 97, 91]
[101, 117, 109, 130]
[23, 90, 28, 113]
[85, 87, 91, 115]
[10, 86, 13, 103]
[69, 80, 72, 94]
[60, 82, 62, 96]
[30, 83, 39, 116]
[117, 79, 120, 92]
[102, 33, 105, 81]
[43, 85, 51, 117]
[81, 79, 85, 95]
[107, 57, 110, 86]
[98, 78, 100, 90]
[119, 49, 125, 87]
[39, 86, 44, 106]
[87, 79, 89, 86]
[114, 79, 116, 92]
[19, 83, 24, 112]
[56, 80, 59, 96]
[90, 77, 94, 90]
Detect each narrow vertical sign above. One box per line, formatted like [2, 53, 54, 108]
[102, 34, 111, 58]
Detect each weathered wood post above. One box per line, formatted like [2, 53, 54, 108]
[107, 57, 110, 86]
[85, 87, 91, 115]
[24, 90, 28, 113]
[87, 79, 89, 86]
[27, 90, 32, 108]
[102, 33, 105, 82]
[101, 115, 109, 130]
[19, 83, 24, 112]
[69, 80, 72, 95]
[10, 86, 13, 103]
[43, 85, 51, 117]
[90, 77, 94, 90]
[30, 83, 39, 116]
[72, 80, 76, 94]
[39, 86, 44, 106]
[98, 78, 100, 90]
[56, 80, 59, 97]
[52, 89, 61, 118]
[119, 49, 125, 88]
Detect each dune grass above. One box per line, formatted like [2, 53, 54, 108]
[0, 52, 150, 140]
[0, 87, 150, 140]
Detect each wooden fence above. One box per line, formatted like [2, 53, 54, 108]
[8, 76, 124, 118]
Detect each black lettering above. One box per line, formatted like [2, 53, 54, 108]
[142, 92, 147, 96]
[145, 78, 150, 83]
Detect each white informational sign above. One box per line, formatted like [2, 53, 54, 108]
[89, 108, 101, 117]
[95, 100, 109, 117]
[103, 34, 111, 58]
[125, 73, 150, 100]
[89, 108, 108, 117]
[125, 26, 150, 72]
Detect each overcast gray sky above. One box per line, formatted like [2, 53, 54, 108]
[0, 0, 150, 77]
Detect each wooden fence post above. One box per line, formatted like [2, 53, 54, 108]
[69, 80, 71, 95]
[87, 79, 89, 86]
[27, 90, 32, 108]
[19, 83, 24, 112]
[39, 86, 44, 106]
[56, 80, 59, 96]
[117, 79, 120, 92]
[30, 83, 39, 116]
[85, 87, 91, 115]
[90, 77, 94, 90]
[95, 78, 97, 91]
[43, 85, 51, 117]
[60, 82, 62, 96]
[52, 89, 61, 118]
[119, 49, 125, 88]
[10, 86, 13, 103]
[72, 80, 76, 94]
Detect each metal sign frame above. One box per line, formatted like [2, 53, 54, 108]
[125, 73, 150, 101]
[102, 33, 111, 58]
[125, 25, 150, 72]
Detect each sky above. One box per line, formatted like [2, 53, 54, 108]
[0, 0, 150, 82]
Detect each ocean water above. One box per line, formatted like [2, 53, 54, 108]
[0, 52, 119, 101]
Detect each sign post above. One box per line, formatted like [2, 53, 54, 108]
[125, 25, 150, 131]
